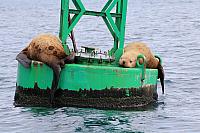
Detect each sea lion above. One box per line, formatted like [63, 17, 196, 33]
[16, 34, 75, 104]
[119, 42, 164, 94]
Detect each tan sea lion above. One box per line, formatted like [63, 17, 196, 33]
[16, 34, 75, 104]
[119, 42, 164, 94]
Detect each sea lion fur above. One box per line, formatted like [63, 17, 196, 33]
[26, 34, 67, 64]
[16, 34, 75, 104]
[119, 42, 164, 94]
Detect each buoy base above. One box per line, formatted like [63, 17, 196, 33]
[14, 85, 158, 110]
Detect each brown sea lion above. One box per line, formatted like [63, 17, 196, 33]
[16, 34, 75, 104]
[119, 42, 164, 94]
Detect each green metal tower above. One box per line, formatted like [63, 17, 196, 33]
[59, 0, 128, 62]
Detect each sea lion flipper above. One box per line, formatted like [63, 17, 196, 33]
[64, 52, 75, 64]
[16, 51, 32, 68]
[49, 64, 61, 105]
[157, 63, 164, 94]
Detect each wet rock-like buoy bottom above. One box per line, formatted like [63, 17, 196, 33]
[14, 84, 158, 110]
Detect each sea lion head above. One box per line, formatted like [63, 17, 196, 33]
[119, 52, 137, 68]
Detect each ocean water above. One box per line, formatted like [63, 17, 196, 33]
[1, 0, 200, 132]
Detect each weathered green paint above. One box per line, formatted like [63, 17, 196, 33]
[59, 0, 128, 62]
[17, 62, 158, 91]
[113, 1, 121, 53]
[17, 62, 53, 89]
[59, 0, 68, 46]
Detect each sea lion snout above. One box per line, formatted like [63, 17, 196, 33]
[119, 57, 136, 68]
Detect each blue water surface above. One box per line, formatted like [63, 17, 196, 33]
[0, 0, 200, 132]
